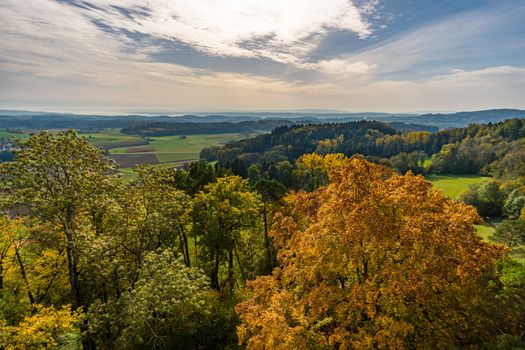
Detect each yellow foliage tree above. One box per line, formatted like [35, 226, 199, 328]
[0, 215, 69, 319]
[1, 305, 81, 349]
[237, 155, 507, 349]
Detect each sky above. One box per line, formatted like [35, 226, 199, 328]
[0, 0, 524, 113]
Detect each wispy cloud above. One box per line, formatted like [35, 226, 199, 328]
[315, 59, 374, 74]
[0, 0, 524, 112]
[328, 66, 525, 111]
[56, 0, 375, 67]
[334, 4, 525, 77]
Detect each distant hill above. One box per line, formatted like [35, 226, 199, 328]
[385, 109, 525, 128]
[121, 120, 296, 136]
[0, 108, 523, 131]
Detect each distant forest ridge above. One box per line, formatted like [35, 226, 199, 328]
[201, 118, 525, 183]
[0, 108, 524, 132]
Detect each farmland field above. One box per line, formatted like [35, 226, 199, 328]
[108, 153, 159, 168]
[426, 175, 505, 247]
[81, 131, 146, 150]
[108, 133, 245, 166]
[0, 128, 249, 171]
[0, 130, 29, 141]
[426, 174, 490, 199]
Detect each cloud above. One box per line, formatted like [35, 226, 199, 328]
[341, 4, 525, 76]
[1, 1, 524, 112]
[55, 0, 373, 68]
[328, 66, 525, 111]
[316, 59, 374, 74]
[0, 0, 145, 80]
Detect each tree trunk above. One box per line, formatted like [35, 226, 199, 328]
[210, 253, 220, 290]
[228, 249, 234, 293]
[63, 205, 82, 310]
[65, 231, 82, 310]
[179, 224, 190, 267]
[262, 206, 274, 272]
[14, 242, 36, 311]
[194, 234, 198, 266]
[81, 320, 96, 350]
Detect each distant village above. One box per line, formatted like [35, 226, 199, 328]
[0, 141, 19, 152]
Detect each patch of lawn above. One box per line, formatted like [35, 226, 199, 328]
[475, 224, 495, 242]
[83, 131, 145, 150]
[0, 130, 29, 141]
[118, 160, 196, 182]
[109, 133, 246, 164]
[426, 174, 490, 199]
[155, 152, 198, 163]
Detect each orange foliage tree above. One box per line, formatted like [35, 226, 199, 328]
[237, 154, 507, 349]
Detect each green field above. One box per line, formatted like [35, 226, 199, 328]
[109, 134, 245, 164]
[118, 160, 197, 182]
[82, 131, 145, 149]
[0, 130, 29, 141]
[426, 175, 525, 261]
[0, 129, 247, 177]
[427, 175, 497, 242]
[475, 223, 496, 242]
[426, 174, 490, 199]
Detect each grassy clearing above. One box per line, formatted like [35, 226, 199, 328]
[0, 130, 30, 141]
[475, 224, 496, 242]
[426, 174, 490, 199]
[111, 134, 242, 153]
[475, 223, 524, 263]
[82, 131, 145, 150]
[118, 167, 139, 182]
[108, 153, 159, 168]
[118, 160, 196, 182]
[156, 152, 198, 162]
[427, 175, 505, 249]
[110, 134, 245, 164]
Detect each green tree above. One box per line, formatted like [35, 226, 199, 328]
[89, 250, 211, 350]
[460, 180, 505, 217]
[491, 220, 525, 248]
[193, 176, 262, 292]
[0, 131, 117, 311]
[130, 166, 193, 266]
[254, 179, 287, 273]
[503, 189, 525, 219]
[247, 164, 262, 185]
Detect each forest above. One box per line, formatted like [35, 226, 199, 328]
[120, 120, 295, 136]
[0, 120, 524, 349]
[203, 118, 525, 182]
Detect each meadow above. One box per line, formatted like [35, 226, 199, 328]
[426, 174, 497, 241]
[0, 130, 29, 141]
[107, 133, 245, 166]
[426, 175, 525, 261]
[426, 174, 490, 198]
[81, 130, 145, 149]
[0, 128, 249, 180]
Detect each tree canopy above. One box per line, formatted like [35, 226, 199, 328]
[237, 155, 507, 349]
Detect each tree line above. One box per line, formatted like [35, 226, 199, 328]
[121, 120, 294, 136]
[202, 118, 525, 179]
